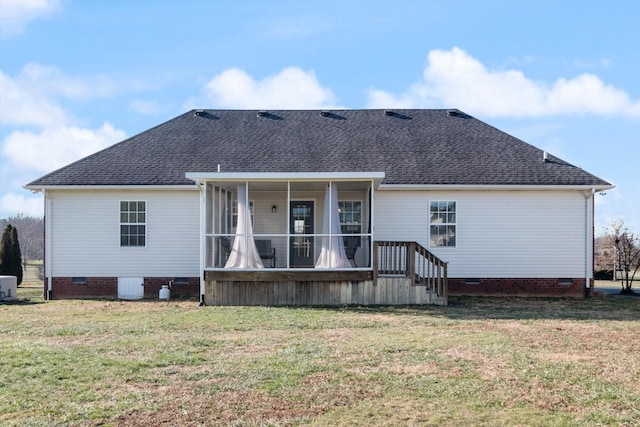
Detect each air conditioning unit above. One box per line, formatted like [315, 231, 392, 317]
[0, 276, 18, 299]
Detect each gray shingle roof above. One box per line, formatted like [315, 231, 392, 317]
[27, 109, 610, 187]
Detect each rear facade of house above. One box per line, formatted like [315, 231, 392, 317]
[26, 109, 613, 304]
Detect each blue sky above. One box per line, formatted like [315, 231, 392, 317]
[1, 0, 638, 234]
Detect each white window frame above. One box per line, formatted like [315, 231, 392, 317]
[338, 200, 363, 236]
[429, 200, 456, 248]
[120, 200, 147, 247]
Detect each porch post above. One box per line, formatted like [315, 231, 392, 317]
[198, 181, 206, 304]
[408, 241, 416, 281]
[373, 241, 378, 285]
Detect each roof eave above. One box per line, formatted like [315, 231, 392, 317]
[185, 171, 386, 187]
[378, 183, 616, 191]
[23, 184, 199, 192]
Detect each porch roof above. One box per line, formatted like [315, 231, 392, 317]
[185, 172, 385, 187]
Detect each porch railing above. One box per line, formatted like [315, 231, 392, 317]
[374, 241, 448, 300]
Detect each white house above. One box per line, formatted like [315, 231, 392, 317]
[26, 109, 613, 304]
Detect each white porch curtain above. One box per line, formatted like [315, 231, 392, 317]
[225, 184, 263, 269]
[315, 184, 351, 268]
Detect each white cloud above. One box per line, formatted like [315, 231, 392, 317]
[0, 192, 43, 218]
[367, 47, 640, 118]
[0, 0, 62, 39]
[2, 123, 126, 173]
[0, 69, 70, 128]
[202, 67, 340, 109]
[16, 63, 119, 100]
[0, 63, 135, 129]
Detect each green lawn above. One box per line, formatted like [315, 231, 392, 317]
[1, 297, 638, 426]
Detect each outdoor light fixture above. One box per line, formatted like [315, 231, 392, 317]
[272, 205, 277, 213]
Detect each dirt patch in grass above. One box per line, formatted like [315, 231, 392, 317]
[114, 390, 316, 426]
[112, 371, 385, 426]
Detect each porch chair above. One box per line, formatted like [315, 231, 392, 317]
[255, 239, 276, 268]
[220, 236, 232, 255]
[345, 236, 361, 267]
[218, 236, 232, 267]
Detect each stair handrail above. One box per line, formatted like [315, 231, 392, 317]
[374, 241, 447, 301]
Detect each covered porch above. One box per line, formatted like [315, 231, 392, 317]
[186, 173, 447, 306]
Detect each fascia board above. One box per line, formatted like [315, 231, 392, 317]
[186, 172, 386, 187]
[377, 183, 616, 191]
[24, 185, 198, 192]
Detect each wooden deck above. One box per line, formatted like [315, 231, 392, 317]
[203, 241, 448, 306]
[204, 275, 445, 306]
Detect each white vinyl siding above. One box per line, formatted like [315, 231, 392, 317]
[48, 190, 200, 277]
[375, 190, 587, 278]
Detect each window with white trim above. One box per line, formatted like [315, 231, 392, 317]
[338, 201, 362, 235]
[429, 201, 456, 247]
[120, 201, 146, 246]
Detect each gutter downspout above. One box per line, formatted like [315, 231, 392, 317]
[196, 180, 206, 306]
[44, 190, 52, 301]
[585, 188, 595, 298]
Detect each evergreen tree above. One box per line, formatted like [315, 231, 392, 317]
[0, 224, 23, 285]
[0, 225, 9, 271]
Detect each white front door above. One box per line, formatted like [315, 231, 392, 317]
[118, 277, 144, 300]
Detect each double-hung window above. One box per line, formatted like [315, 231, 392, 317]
[429, 201, 456, 247]
[120, 201, 146, 247]
[338, 201, 362, 236]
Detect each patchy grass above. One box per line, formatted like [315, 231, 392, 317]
[22, 261, 44, 284]
[16, 283, 44, 300]
[0, 297, 638, 426]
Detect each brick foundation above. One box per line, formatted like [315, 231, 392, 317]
[48, 277, 118, 299]
[47, 277, 200, 300]
[448, 278, 587, 298]
[143, 277, 200, 299]
[586, 278, 595, 297]
[46, 276, 589, 299]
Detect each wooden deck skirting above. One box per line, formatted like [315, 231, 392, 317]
[204, 277, 445, 306]
[203, 241, 448, 306]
